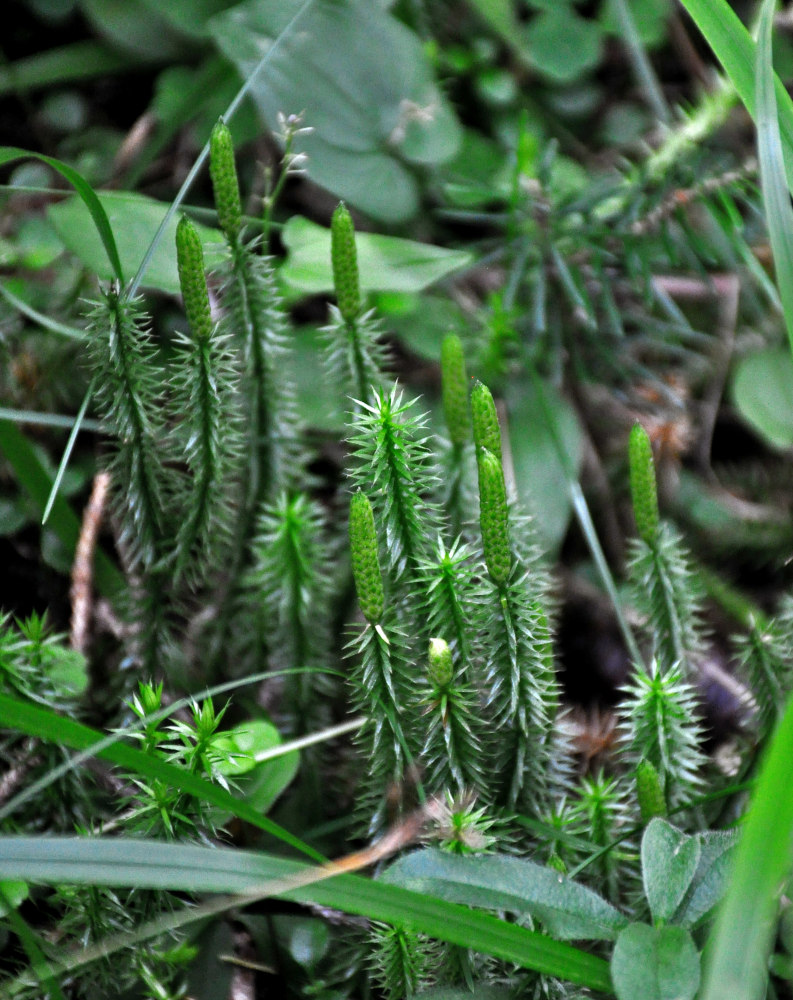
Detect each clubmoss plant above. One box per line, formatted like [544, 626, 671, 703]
[618, 659, 707, 813]
[732, 605, 793, 739]
[471, 394, 559, 811]
[5, 108, 789, 1000]
[208, 118, 302, 505]
[419, 637, 487, 797]
[635, 757, 667, 824]
[347, 386, 440, 594]
[324, 202, 391, 405]
[171, 214, 241, 586]
[347, 490, 417, 832]
[245, 491, 335, 738]
[626, 422, 706, 676]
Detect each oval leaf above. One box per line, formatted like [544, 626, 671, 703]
[611, 923, 700, 1000]
[382, 847, 628, 941]
[281, 216, 472, 295]
[48, 191, 224, 294]
[642, 819, 701, 925]
[731, 347, 793, 451]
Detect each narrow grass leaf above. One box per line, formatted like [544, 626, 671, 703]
[0, 837, 614, 993]
[0, 693, 323, 862]
[677, 0, 793, 189]
[0, 409, 100, 432]
[0, 280, 86, 341]
[0, 887, 65, 1000]
[0, 148, 123, 284]
[41, 380, 93, 525]
[700, 691, 793, 999]
[755, 0, 793, 357]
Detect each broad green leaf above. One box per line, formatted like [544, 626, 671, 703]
[701, 690, 793, 1000]
[756, 0, 793, 358]
[731, 347, 793, 450]
[382, 848, 628, 941]
[0, 836, 613, 993]
[42, 647, 89, 699]
[0, 147, 123, 284]
[280, 216, 472, 295]
[507, 377, 583, 554]
[48, 192, 225, 294]
[599, 0, 673, 48]
[0, 881, 28, 918]
[291, 325, 346, 432]
[521, 9, 603, 84]
[673, 830, 737, 929]
[377, 293, 469, 361]
[269, 913, 329, 969]
[0, 421, 124, 599]
[642, 819, 701, 925]
[214, 719, 299, 815]
[611, 923, 700, 1000]
[210, 0, 461, 222]
[138, 0, 236, 38]
[80, 0, 186, 59]
[465, 0, 521, 38]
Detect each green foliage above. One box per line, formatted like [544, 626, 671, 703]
[348, 386, 440, 587]
[5, 5, 793, 996]
[420, 639, 487, 798]
[86, 286, 167, 572]
[440, 334, 471, 449]
[618, 661, 707, 813]
[471, 380, 502, 461]
[246, 491, 334, 732]
[627, 523, 706, 678]
[369, 922, 430, 1000]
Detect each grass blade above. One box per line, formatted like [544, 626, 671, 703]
[0, 280, 86, 341]
[755, 0, 793, 356]
[677, 0, 793, 188]
[0, 692, 322, 862]
[0, 836, 614, 994]
[0, 148, 124, 284]
[0, 408, 100, 432]
[700, 689, 793, 999]
[41, 380, 94, 525]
